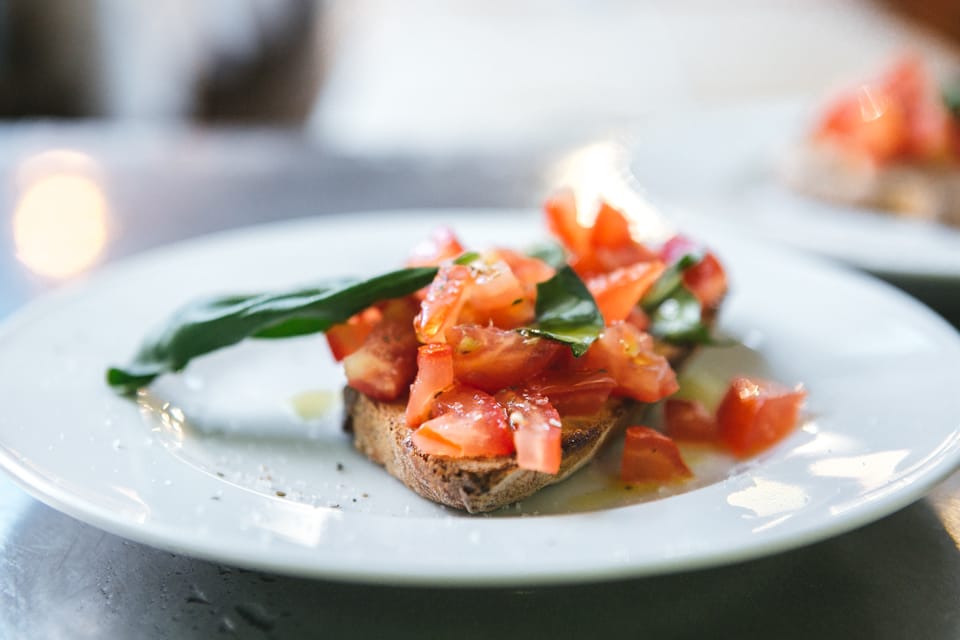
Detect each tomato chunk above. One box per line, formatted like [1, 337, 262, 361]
[717, 377, 806, 458]
[663, 398, 718, 442]
[528, 368, 616, 416]
[544, 188, 590, 257]
[582, 322, 678, 402]
[620, 426, 692, 483]
[815, 55, 954, 164]
[343, 299, 420, 401]
[459, 257, 534, 328]
[587, 260, 665, 323]
[325, 307, 382, 362]
[591, 201, 633, 248]
[405, 344, 455, 428]
[496, 389, 563, 474]
[494, 249, 556, 290]
[447, 325, 561, 392]
[682, 252, 727, 309]
[407, 227, 465, 267]
[411, 385, 514, 458]
[414, 263, 474, 343]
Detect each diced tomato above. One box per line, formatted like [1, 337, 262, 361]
[467, 258, 526, 311]
[457, 257, 535, 328]
[817, 90, 908, 163]
[496, 388, 563, 474]
[544, 188, 590, 256]
[587, 260, 665, 323]
[414, 263, 474, 343]
[411, 385, 514, 458]
[343, 299, 420, 401]
[815, 55, 956, 165]
[716, 376, 806, 458]
[682, 252, 727, 309]
[494, 249, 556, 290]
[407, 227, 465, 267]
[624, 307, 650, 332]
[325, 307, 382, 362]
[591, 201, 633, 248]
[447, 325, 561, 392]
[405, 344, 455, 428]
[528, 368, 616, 416]
[663, 398, 718, 442]
[620, 426, 692, 483]
[582, 322, 678, 402]
[572, 243, 659, 278]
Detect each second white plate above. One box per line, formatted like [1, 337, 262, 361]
[626, 100, 960, 280]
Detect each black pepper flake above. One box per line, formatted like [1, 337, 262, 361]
[336, 462, 345, 471]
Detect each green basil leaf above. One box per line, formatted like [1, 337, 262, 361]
[640, 252, 701, 311]
[522, 265, 603, 357]
[943, 79, 960, 118]
[106, 267, 438, 395]
[453, 251, 481, 265]
[647, 286, 711, 343]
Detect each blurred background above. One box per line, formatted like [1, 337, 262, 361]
[0, 0, 957, 311]
[0, 0, 956, 149]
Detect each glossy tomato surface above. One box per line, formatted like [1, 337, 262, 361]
[620, 426, 692, 483]
[717, 376, 806, 458]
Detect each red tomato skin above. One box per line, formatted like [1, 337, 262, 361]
[447, 325, 561, 392]
[407, 227, 465, 267]
[325, 307, 382, 362]
[458, 257, 534, 329]
[405, 344, 455, 428]
[620, 426, 692, 483]
[682, 252, 727, 309]
[582, 322, 678, 403]
[815, 55, 956, 165]
[663, 398, 718, 442]
[411, 385, 514, 458]
[343, 299, 420, 402]
[494, 249, 556, 288]
[717, 377, 806, 458]
[496, 389, 563, 474]
[587, 260, 665, 323]
[414, 264, 474, 343]
[528, 368, 617, 416]
[591, 201, 633, 248]
[544, 188, 590, 256]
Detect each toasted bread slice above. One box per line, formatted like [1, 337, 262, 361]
[781, 141, 960, 227]
[344, 387, 645, 513]
[342, 327, 711, 513]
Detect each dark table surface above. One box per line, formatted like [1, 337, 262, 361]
[1, 123, 959, 640]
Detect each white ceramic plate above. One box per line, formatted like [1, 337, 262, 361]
[625, 101, 960, 280]
[1, 210, 959, 586]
